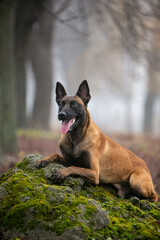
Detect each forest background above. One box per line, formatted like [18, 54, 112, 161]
[0, 0, 160, 193]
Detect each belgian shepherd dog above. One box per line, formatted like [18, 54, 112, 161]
[37, 80, 158, 202]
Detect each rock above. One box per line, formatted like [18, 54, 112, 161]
[129, 196, 141, 206]
[140, 201, 152, 211]
[0, 154, 159, 240]
[60, 226, 87, 240]
[87, 199, 110, 230]
[0, 186, 6, 201]
[63, 177, 85, 193]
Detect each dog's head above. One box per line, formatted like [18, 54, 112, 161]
[56, 80, 91, 134]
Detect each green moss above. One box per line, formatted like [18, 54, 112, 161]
[0, 155, 160, 240]
[85, 204, 97, 217]
[16, 156, 47, 184]
[0, 170, 50, 232]
[80, 184, 160, 239]
[49, 196, 90, 235]
[3, 200, 50, 230]
[0, 166, 95, 237]
[10, 239, 21, 240]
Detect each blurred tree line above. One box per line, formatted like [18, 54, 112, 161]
[93, 0, 160, 135]
[0, 0, 160, 156]
[0, 0, 69, 155]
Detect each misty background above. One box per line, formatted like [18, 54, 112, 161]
[26, 0, 160, 135]
[0, 0, 160, 156]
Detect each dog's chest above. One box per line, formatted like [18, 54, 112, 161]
[60, 143, 91, 169]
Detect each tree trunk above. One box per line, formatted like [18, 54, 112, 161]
[144, 64, 158, 134]
[0, 0, 17, 154]
[15, 0, 43, 128]
[144, 89, 155, 134]
[30, 0, 54, 129]
[144, 33, 159, 135]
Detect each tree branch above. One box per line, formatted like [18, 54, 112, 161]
[42, 0, 88, 37]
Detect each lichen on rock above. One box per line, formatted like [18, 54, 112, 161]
[0, 154, 160, 240]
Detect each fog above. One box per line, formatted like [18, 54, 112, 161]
[25, 0, 160, 136]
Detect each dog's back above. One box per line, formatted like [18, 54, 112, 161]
[84, 113, 158, 201]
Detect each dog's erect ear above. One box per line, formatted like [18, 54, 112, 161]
[56, 82, 67, 105]
[76, 80, 91, 106]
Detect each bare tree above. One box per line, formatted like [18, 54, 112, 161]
[0, 0, 17, 155]
[15, 0, 74, 129]
[144, 27, 160, 134]
[15, 0, 44, 128]
[29, 0, 54, 129]
[91, 0, 160, 134]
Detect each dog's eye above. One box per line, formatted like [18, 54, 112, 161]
[59, 101, 65, 108]
[70, 101, 79, 109]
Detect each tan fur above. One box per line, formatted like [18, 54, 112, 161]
[37, 105, 158, 202]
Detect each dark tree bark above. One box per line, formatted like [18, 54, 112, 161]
[29, 0, 54, 129]
[15, 0, 54, 130]
[0, 0, 17, 155]
[15, 0, 43, 128]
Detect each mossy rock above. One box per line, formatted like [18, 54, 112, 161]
[0, 154, 160, 240]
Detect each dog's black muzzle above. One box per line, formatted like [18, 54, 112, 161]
[58, 111, 67, 121]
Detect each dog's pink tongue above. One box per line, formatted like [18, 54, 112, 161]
[61, 119, 73, 134]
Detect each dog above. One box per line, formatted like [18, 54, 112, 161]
[36, 80, 158, 202]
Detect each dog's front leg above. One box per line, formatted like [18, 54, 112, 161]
[51, 166, 99, 185]
[36, 153, 68, 168]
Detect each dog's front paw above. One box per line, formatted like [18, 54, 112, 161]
[36, 158, 49, 168]
[50, 169, 67, 184]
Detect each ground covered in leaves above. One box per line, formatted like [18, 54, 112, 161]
[0, 154, 160, 240]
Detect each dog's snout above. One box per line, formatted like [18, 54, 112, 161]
[58, 111, 67, 120]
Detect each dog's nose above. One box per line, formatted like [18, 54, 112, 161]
[58, 111, 67, 120]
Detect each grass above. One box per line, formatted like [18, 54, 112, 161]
[17, 128, 59, 140]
